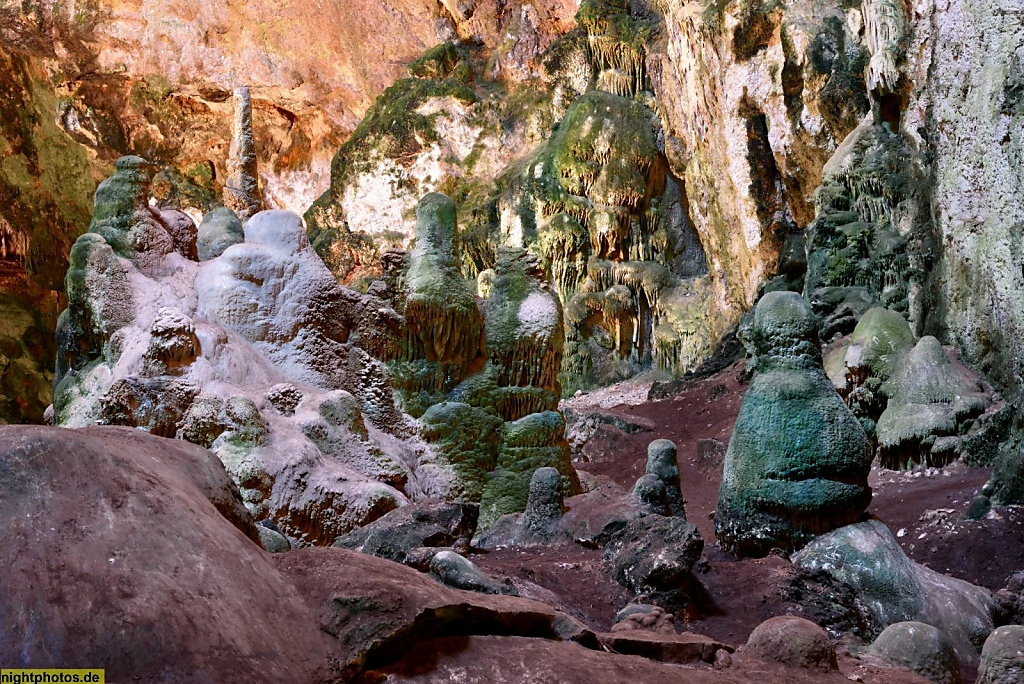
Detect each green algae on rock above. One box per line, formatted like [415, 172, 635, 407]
[803, 122, 935, 340]
[826, 308, 1003, 470]
[715, 291, 871, 557]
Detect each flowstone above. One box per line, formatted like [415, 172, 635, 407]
[391, 193, 485, 416]
[715, 291, 872, 557]
[500, 86, 714, 390]
[803, 122, 934, 340]
[360, 193, 578, 524]
[54, 157, 423, 546]
[304, 0, 717, 394]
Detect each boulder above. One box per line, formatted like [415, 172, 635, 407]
[257, 521, 292, 553]
[870, 622, 961, 684]
[0, 425, 331, 682]
[560, 481, 650, 548]
[715, 291, 872, 556]
[603, 514, 703, 607]
[428, 550, 517, 595]
[333, 500, 479, 569]
[746, 615, 838, 671]
[976, 625, 1024, 684]
[1, 424, 623, 681]
[793, 520, 995, 668]
[277, 547, 594, 680]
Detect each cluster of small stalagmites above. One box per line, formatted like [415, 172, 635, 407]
[53, 156, 419, 547]
[715, 291, 873, 557]
[826, 307, 1001, 470]
[376, 193, 576, 521]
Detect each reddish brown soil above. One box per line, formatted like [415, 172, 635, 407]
[476, 359, 1023, 667]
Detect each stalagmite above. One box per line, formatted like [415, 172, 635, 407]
[224, 86, 262, 221]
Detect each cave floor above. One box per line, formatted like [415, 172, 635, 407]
[472, 360, 1021, 656]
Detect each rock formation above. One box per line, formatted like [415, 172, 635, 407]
[715, 291, 872, 556]
[55, 161, 417, 544]
[801, 122, 934, 340]
[793, 520, 996, 669]
[223, 86, 262, 221]
[54, 159, 581, 544]
[746, 616, 838, 672]
[870, 622, 962, 684]
[862, 0, 908, 101]
[977, 626, 1024, 684]
[826, 307, 1003, 469]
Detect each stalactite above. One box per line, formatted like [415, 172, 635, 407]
[861, 0, 907, 96]
[596, 68, 634, 98]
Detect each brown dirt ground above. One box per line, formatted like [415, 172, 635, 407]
[473, 359, 1023, 680]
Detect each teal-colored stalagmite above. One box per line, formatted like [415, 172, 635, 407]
[715, 291, 872, 557]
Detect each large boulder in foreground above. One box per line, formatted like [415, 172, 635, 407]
[0, 425, 333, 681]
[0, 425, 606, 681]
[793, 520, 995, 669]
[716, 291, 872, 556]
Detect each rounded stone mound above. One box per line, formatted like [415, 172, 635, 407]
[715, 291, 871, 556]
[977, 625, 1024, 684]
[745, 615, 837, 671]
[870, 621, 961, 684]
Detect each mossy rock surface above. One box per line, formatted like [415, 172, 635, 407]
[478, 411, 579, 529]
[420, 401, 503, 501]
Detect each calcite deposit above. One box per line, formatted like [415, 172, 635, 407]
[2, 0, 1024, 679]
[715, 291, 872, 556]
[54, 159, 581, 544]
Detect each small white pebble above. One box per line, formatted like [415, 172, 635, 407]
[897, 528, 907, 538]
